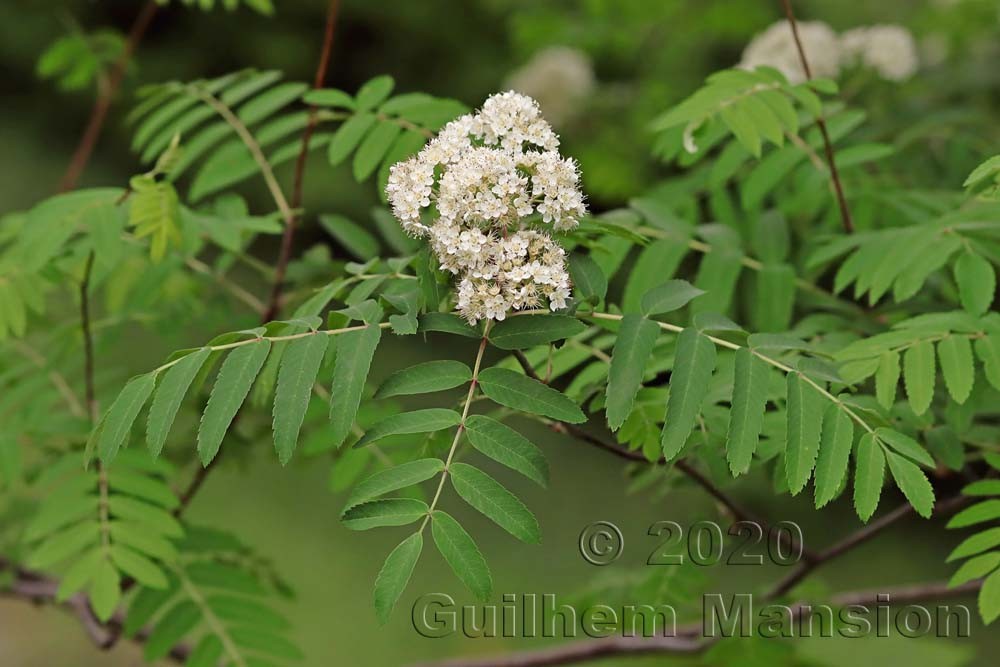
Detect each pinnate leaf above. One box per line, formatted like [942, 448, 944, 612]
[605, 315, 660, 431]
[489, 314, 585, 350]
[464, 415, 548, 487]
[431, 510, 492, 601]
[198, 340, 271, 466]
[374, 532, 422, 624]
[726, 348, 769, 476]
[329, 324, 381, 448]
[449, 463, 541, 544]
[854, 432, 885, 522]
[273, 332, 329, 464]
[661, 329, 716, 459]
[147, 348, 210, 458]
[375, 360, 471, 398]
[477, 367, 586, 423]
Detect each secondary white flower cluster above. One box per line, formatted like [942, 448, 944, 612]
[739, 21, 919, 84]
[505, 46, 596, 128]
[386, 91, 585, 324]
[740, 21, 842, 84]
[840, 25, 919, 82]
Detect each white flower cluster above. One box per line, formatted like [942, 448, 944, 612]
[740, 20, 841, 84]
[739, 20, 919, 84]
[840, 25, 919, 82]
[386, 91, 585, 324]
[505, 46, 596, 128]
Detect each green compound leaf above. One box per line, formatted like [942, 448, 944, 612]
[374, 531, 423, 624]
[641, 279, 705, 316]
[938, 336, 975, 404]
[477, 367, 586, 423]
[785, 372, 825, 495]
[885, 450, 935, 519]
[430, 510, 493, 601]
[354, 408, 461, 448]
[344, 458, 445, 511]
[146, 348, 210, 458]
[449, 462, 541, 544]
[342, 498, 429, 530]
[661, 329, 716, 460]
[854, 432, 885, 522]
[488, 314, 586, 350]
[948, 500, 1000, 529]
[198, 339, 271, 466]
[903, 340, 935, 416]
[374, 360, 472, 398]
[273, 332, 329, 465]
[329, 324, 382, 448]
[726, 348, 769, 476]
[954, 251, 995, 316]
[464, 415, 548, 487]
[874, 350, 900, 410]
[876, 427, 935, 468]
[605, 315, 660, 431]
[99, 373, 157, 463]
[814, 404, 854, 508]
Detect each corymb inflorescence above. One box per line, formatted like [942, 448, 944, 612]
[385, 91, 587, 324]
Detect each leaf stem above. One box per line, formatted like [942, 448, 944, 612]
[189, 87, 295, 226]
[586, 311, 876, 434]
[420, 321, 493, 531]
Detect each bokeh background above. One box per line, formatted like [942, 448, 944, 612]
[2, 1, 1000, 665]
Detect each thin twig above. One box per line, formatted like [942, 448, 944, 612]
[58, 1, 158, 192]
[264, 0, 342, 322]
[175, 2, 343, 512]
[80, 251, 98, 422]
[780, 0, 853, 233]
[508, 346, 814, 560]
[765, 493, 972, 599]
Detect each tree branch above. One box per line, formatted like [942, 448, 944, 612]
[780, 0, 854, 234]
[509, 348, 815, 560]
[0, 558, 190, 662]
[175, 1, 343, 513]
[764, 492, 972, 600]
[263, 0, 342, 322]
[58, 1, 159, 192]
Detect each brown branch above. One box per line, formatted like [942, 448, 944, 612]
[780, 0, 853, 234]
[765, 492, 972, 600]
[263, 0, 342, 322]
[509, 348, 815, 560]
[175, 0, 342, 513]
[0, 558, 189, 662]
[80, 251, 98, 421]
[58, 1, 159, 192]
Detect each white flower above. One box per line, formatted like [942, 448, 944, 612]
[740, 20, 842, 83]
[841, 25, 919, 81]
[385, 91, 586, 323]
[505, 46, 596, 127]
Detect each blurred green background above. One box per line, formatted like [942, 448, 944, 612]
[2, 1, 1000, 665]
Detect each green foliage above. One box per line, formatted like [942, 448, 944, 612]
[157, 0, 275, 14]
[37, 29, 124, 92]
[651, 66, 834, 158]
[25, 451, 181, 621]
[124, 527, 300, 665]
[10, 11, 1000, 666]
[949, 455, 1000, 623]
